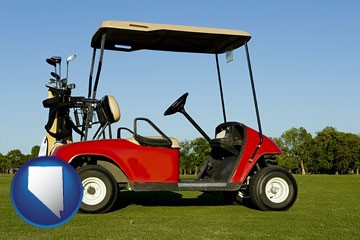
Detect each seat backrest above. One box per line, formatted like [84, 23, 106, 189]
[100, 95, 120, 123]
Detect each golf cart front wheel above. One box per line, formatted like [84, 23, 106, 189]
[78, 165, 118, 214]
[249, 166, 297, 211]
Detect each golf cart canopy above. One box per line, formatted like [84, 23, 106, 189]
[91, 20, 251, 54]
[88, 20, 261, 143]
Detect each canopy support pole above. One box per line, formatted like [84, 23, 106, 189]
[215, 54, 227, 123]
[245, 42, 263, 161]
[83, 31, 106, 140]
[88, 48, 97, 99]
[92, 31, 106, 99]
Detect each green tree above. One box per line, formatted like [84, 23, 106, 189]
[274, 127, 312, 174]
[310, 127, 346, 174]
[338, 133, 360, 174]
[355, 134, 360, 175]
[180, 138, 210, 175]
[191, 138, 211, 174]
[31, 145, 40, 158]
[6, 149, 25, 168]
[21, 145, 42, 164]
[0, 153, 11, 173]
[180, 140, 193, 175]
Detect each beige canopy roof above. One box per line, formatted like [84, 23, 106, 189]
[91, 20, 251, 54]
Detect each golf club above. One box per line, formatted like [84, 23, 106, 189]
[51, 56, 62, 79]
[46, 58, 56, 67]
[66, 54, 76, 81]
[51, 72, 60, 80]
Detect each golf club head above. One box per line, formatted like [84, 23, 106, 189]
[51, 72, 60, 80]
[49, 78, 56, 83]
[66, 55, 76, 63]
[46, 58, 57, 67]
[51, 56, 62, 64]
[61, 78, 67, 88]
[67, 83, 76, 90]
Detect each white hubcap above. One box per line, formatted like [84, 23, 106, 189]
[265, 177, 289, 203]
[82, 177, 107, 205]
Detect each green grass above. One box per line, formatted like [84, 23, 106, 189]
[1, 175, 360, 240]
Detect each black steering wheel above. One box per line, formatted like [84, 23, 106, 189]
[164, 92, 189, 116]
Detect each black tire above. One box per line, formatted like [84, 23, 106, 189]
[77, 165, 118, 214]
[249, 166, 297, 211]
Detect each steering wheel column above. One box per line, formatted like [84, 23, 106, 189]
[164, 93, 211, 143]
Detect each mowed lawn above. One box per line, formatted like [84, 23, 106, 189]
[0, 174, 359, 240]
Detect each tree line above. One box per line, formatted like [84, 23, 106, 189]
[180, 126, 360, 175]
[0, 146, 40, 174]
[1, 126, 359, 175]
[273, 127, 360, 175]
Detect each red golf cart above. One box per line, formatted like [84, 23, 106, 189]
[41, 21, 297, 213]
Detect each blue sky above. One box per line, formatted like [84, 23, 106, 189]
[0, 1, 359, 154]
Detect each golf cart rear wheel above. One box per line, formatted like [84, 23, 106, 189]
[249, 166, 297, 211]
[78, 165, 118, 214]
